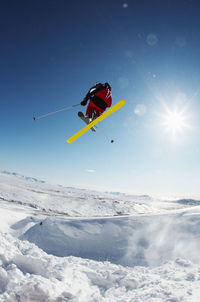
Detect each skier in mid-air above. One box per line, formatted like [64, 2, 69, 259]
[80, 82, 112, 121]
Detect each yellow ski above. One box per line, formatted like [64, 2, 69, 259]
[67, 99, 126, 143]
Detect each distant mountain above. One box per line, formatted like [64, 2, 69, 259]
[1, 171, 45, 183]
[176, 198, 200, 206]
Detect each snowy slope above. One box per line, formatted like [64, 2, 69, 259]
[0, 171, 196, 217]
[0, 171, 200, 301]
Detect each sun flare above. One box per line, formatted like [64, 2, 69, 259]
[163, 109, 188, 135]
[156, 98, 193, 144]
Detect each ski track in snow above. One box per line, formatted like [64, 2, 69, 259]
[0, 171, 200, 301]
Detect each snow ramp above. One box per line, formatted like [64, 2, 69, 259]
[21, 212, 200, 267]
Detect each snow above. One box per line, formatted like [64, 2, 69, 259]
[0, 171, 200, 301]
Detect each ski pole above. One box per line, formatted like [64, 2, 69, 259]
[33, 103, 80, 121]
[94, 125, 114, 143]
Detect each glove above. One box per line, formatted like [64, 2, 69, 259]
[81, 99, 87, 106]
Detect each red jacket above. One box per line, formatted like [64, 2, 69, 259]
[83, 83, 112, 110]
[95, 88, 112, 108]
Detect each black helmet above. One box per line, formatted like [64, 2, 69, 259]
[104, 82, 111, 91]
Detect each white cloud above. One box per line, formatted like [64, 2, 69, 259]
[86, 169, 96, 173]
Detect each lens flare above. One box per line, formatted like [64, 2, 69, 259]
[158, 104, 192, 144]
[163, 109, 188, 134]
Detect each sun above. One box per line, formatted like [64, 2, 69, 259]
[162, 108, 188, 135]
[158, 103, 192, 144]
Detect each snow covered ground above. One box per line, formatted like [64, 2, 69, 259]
[0, 171, 200, 301]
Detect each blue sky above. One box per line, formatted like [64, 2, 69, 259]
[1, 0, 200, 196]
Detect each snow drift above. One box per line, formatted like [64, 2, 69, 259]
[0, 171, 200, 301]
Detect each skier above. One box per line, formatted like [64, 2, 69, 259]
[80, 82, 112, 121]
